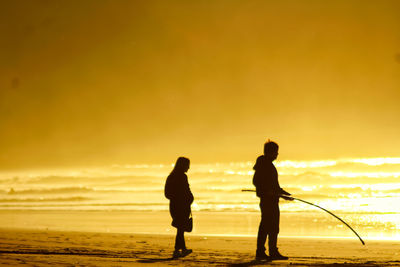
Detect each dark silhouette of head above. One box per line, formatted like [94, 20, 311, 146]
[172, 157, 190, 173]
[264, 140, 279, 161]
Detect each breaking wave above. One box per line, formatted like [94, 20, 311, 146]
[0, 157, 399, 213]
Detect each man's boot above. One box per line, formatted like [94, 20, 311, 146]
[255, 250, 269, 261]
[268, 233, 288, 260]
[269, 249, 289, 260]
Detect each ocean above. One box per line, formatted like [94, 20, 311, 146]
[0, 157, 399, 240]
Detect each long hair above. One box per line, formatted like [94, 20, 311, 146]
[172, 157, 190, 173]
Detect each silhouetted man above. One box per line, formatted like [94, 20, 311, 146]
[253, 140, 293, 260]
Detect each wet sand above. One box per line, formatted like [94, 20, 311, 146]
[0, 228, 399, 266]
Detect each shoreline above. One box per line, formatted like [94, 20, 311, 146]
[1, 225, 398, 242]
[1, 209, 398, 241]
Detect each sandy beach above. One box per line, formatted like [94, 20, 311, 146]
[0, 228, 399, 266]
[3, 0, 400, 265]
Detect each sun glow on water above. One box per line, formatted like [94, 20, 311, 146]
[349, 157, 400, 165]
[0, 157, 399, 238]
[329, 171, 400, 178]
[277, 160, 337, 168]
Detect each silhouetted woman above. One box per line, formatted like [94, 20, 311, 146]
[165, 157, 194, 258]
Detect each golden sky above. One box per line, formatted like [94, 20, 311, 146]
[1, 0, 400, 169]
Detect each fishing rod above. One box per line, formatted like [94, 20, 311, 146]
[241, 189, 365, 245]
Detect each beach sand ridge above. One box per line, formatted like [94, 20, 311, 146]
[0, 228, 399, 266]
